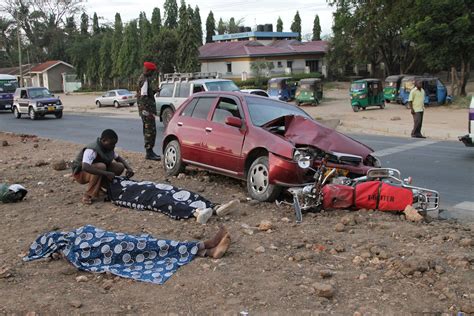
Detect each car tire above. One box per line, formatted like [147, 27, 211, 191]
[380, 102, 385, 109]
[246, 156, 282, 202]
[162, 107, 174, 128]
[55, 111, 63, 119]
[96, 101, 102, 108]
[114, 101, 120, 108]
[163, 140, 185, 176]
[352, 105, 360, 112]
[129, 103, 134, 106]
[13, 106, 21, 119]
[28, 107, 37, 120]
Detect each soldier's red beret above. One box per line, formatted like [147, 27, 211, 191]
[144, 62, 157, 71]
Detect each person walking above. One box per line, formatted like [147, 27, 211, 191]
[137, 61, 161, 160]
[408, 80, 426, 138]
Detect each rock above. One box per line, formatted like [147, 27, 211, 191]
[269, 244, 278, 250]
[177, 173, 186, 179]
[334, 223, 345, 232]
[400, 257, 430, 276]
[319, 270, 333, 278]
[460, 238, 473, 247]
[1, 140, 8, 146]
[254, 246, 265, 253]
[335, 244, 346, 253]
[258, 220, 273, 231]
[102, 280, 114, 290]
[33, 144, 39, 148]
[403, 205, 423, 222]
[59, 266, 77, 276]
[359, 273, 368, 280]
[294, 252, 315, 262]
[281, 217, 290, 223]
[76, 275, 89, 282]
[435, 265, 445, 274]
[312, 282, 335, 298]
[52, 160, 68, 171]
[341, 215, 356, 226]
[35, 160, 49, 167]
[361, 251, 372, 259]
[353, 256, 364, 264]
[461, 303, 474, 314]
[243, 229, 254, 236]
[390, 116, 401, 121]
[0, 266, 12, 279]
[69, 300, 82, 308]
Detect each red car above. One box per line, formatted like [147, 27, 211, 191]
[162, 92, 380, 201]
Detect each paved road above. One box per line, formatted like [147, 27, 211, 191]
[1, 112, 472, 219]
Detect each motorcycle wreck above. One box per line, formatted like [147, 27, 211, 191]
[277, 153, 440, 223]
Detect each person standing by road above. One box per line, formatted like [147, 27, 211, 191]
[408, 80, 426, 138]
[137, 62, 161, 160]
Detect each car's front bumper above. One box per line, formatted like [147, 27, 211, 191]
[0, 99, 13, 110]
[35, 105, 63, 113]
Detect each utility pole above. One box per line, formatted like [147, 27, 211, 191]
[16, 9, 23, 87]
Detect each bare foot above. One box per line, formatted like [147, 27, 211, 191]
[207, 233, 231, 259]
[203, 226, 228, 249]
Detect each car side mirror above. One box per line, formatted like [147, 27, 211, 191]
[225, 116, 242, 128]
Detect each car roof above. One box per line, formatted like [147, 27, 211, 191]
[0, 74, 16, 80]
[353, 78, 381, 83]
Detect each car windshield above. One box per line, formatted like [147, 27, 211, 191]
[351, 83, 366, 91]
[205, 81, 239, 92]
[298, 83, 314, 91]
[28, 88, 52, 99]
[0, 80, 18, 93]
[246, 96, 311, 126]
[268, 82, 281, 89]
[117, 89, 131, 95]
[403, 80, 415, 90]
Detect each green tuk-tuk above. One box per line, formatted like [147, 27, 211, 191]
[295, 78, 323, 106]
[383, 75, 405, 103]
[350, 79, 385, 112]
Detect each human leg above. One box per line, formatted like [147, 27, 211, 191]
[74, 163, 106, 200]
[141, 114, 160, 160]
[108, 161, 125, 176]
[196, 227, 230, 258]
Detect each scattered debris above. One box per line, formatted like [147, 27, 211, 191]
[403, 205, 424, 222]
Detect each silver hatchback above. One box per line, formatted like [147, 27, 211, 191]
[95, 89, 136, 108]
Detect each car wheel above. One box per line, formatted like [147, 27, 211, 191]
[13, 106, 21, 119]
[352, 105, 360, 112]
[162, 107, 174, 128]
[163, 140, 185, 176]
[129, 102, 134, 106]
[96, 101, 101, 108]
[55, 111, 63, 119]
[247, 156, 282, 202]
[380, 102, 385, 109]
[28, 107, 37, 120]
[114, 101, 120, 108]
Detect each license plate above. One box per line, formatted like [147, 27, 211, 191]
[48, 106, 54, 111]
[5, 104, 11, 108]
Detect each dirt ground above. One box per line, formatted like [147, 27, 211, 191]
[0, 133, 473, 314]
[57, 81, 474, 141]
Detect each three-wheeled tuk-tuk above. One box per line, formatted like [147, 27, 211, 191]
[399, 76, 450, 105]
[295, 78, 323, 106]
[350, 79, 385, 112]
[383, 75, 405, 103]
[267, 77, 297, 101]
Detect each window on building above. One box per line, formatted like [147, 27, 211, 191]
[226, 62, 232, 74]
[305, 60, 319, 73]
[277, 61, 283, 68]
[287, 61, 293, 69]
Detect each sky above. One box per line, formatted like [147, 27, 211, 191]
[84, 0, 336, 39]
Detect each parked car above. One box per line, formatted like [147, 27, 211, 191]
[267, 77, 297, 101]
[0, 74, 18, 112]
[95, 89, 136, 108]
[350, 79, 385, 112]
[240, 89, 269, 97]
[399, 76, 450, 105]
[12, 87, 63, 120]
[162, 92, 380, 202]
[156, 79, 240, 127]
[459, 96, 474, 147]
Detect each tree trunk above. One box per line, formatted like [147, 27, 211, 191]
[460, 60, 469, 97]
[450, 66, 460, 97]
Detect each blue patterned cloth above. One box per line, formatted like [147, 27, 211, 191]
[23, 225, 200, 284]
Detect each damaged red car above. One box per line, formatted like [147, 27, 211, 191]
[162, 92, 380, 201]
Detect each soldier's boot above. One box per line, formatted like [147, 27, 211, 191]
[145, 148, 161, 161]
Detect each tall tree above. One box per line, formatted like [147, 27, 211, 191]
[117, 20, 139, 85]
[217, 18, 225, 35]
[138, 12, 152, 61]
[151, 28, 179, 73]
[151, 7, 161, 35]
[205, 11, 215, 43]
[65, 16, 76, 36]
[276, 17, 283, 32]
[177, 5, 199, 72]
[228, 17, 239, 34]
[99, 32, 112, 88]
[80, 12, 88, 35]
[92, 12, 100, 35]
[111, 13, 123, 80]
[312, 14, 321, 41]
[291, 11, 302, 41]
[192, 5, 202, 46]
[164, 0, 178, 29]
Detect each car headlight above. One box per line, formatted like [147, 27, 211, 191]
[56, 100, 62, 105]
[36, 102, 43, 107]
[293, 149, 302, 161]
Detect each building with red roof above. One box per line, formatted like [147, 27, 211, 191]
[29, 60, 75, 92]
[199, 32, 328, 79]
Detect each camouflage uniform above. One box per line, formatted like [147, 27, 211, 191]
[136, 74, 157, 150]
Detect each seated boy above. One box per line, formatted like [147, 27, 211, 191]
[71, 129, 134, 204]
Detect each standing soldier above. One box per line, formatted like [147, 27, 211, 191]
[137, 62, 161, 160]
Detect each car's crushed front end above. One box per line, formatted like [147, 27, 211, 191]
[32, 98, 63, 115]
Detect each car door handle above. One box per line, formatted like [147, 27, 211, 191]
[205, 127, 212, 132]
[177, 122, 183, 126]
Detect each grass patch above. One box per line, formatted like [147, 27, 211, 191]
[449, 95, 472, 109]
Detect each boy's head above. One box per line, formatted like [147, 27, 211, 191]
[100, 129, 118, 151]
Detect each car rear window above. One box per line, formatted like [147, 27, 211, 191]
[117, 89, 131, 95]
[191, 97, 215, 119]
[245, 96, 311, 126]
[204, 81, 239, 92]
[160, 84, 174, 97]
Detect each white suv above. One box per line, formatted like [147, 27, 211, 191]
[155, 79, 239, 127]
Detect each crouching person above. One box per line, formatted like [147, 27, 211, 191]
[71, 129, 134, 204]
